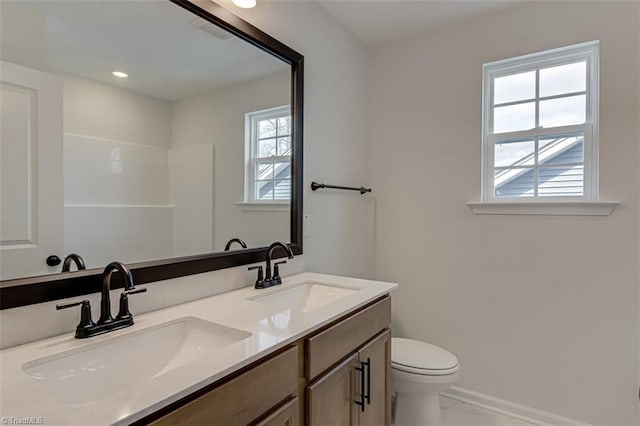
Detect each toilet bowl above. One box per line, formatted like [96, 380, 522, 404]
[391, 338, 459, 426]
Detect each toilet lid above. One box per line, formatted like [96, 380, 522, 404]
[391, 337, 459, 375]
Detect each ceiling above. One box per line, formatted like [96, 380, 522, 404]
[3, 1, 288, 101]
[316, 0, 527, 46]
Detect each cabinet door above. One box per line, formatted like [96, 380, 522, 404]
[358, 330, 391, 426]
[254, 397, 299, 426]
[0, 60, 63, 280]
[306, 353, 360, 426]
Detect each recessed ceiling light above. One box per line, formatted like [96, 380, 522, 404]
[112, 71, 128, 78]
[232, 0, 256, 9]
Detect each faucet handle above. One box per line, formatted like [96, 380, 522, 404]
[123, 287, 147, 296]
[272, 261, 287, 283]
[273, 260, 287, 280]
[56, 300, 96, 335]
[116, 287, 146, 321]
[248, 265, 265, 289]
[56, 300, 87, 310]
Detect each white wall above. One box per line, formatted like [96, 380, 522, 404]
[368, 2, 639, 424]
[0, 1, 46, 71]
[63, 75, 175, 267]
[63, 75, 172, 149]
[171, 71, 290, 251]
[169, 144, 215, 256]
[219, 0, 373, 278]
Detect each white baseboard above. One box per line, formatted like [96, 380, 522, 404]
[442, 386, 591, 426]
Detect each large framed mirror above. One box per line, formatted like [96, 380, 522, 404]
[0, 0, 303, 309]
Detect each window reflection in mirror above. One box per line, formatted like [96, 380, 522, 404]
[245, 106, 292, 203]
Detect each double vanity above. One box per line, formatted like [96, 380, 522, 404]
[1, 273, 397, 425]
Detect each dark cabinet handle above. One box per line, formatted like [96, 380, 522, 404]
[46, 255, 61, 267]
[355, 361, 366, 412]
[364, 357, 371, 405]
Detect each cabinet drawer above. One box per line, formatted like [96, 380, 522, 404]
[151, 346, 298, 425]
[305, 296, 391, 380]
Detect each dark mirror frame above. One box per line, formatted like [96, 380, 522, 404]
[0, 0, 304, 310]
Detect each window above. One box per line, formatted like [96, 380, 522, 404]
[482, 41, 599, 202]
[245, 106, 292, 202]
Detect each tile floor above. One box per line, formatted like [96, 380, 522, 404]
[441, 396, 538, 426]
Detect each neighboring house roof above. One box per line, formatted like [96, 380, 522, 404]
[495, 137, 584, 197]
[258, 163, 291, 200]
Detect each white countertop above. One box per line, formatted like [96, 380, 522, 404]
[0, 272, 397, 425]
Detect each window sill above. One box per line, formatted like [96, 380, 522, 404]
[236, 202, 290, 212]
[467, 201, 619, 216]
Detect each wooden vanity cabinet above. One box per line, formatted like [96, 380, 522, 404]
[306, 332, 391, 426]
[304, 297, 391, 426]
[357, 330, 392, 426]
[254, 397, 299, 426]
[141, 296, 391, 426]
[306, 353, 360, 425]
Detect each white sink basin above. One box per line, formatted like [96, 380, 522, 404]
[22, 317, 251, 405]
[247, 282, 360, 312]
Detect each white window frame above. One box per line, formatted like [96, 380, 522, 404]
[481, 41, 599, 203]
[244, 105, 292, 204]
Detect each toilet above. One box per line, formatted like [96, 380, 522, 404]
[391, 338, 459, 425]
